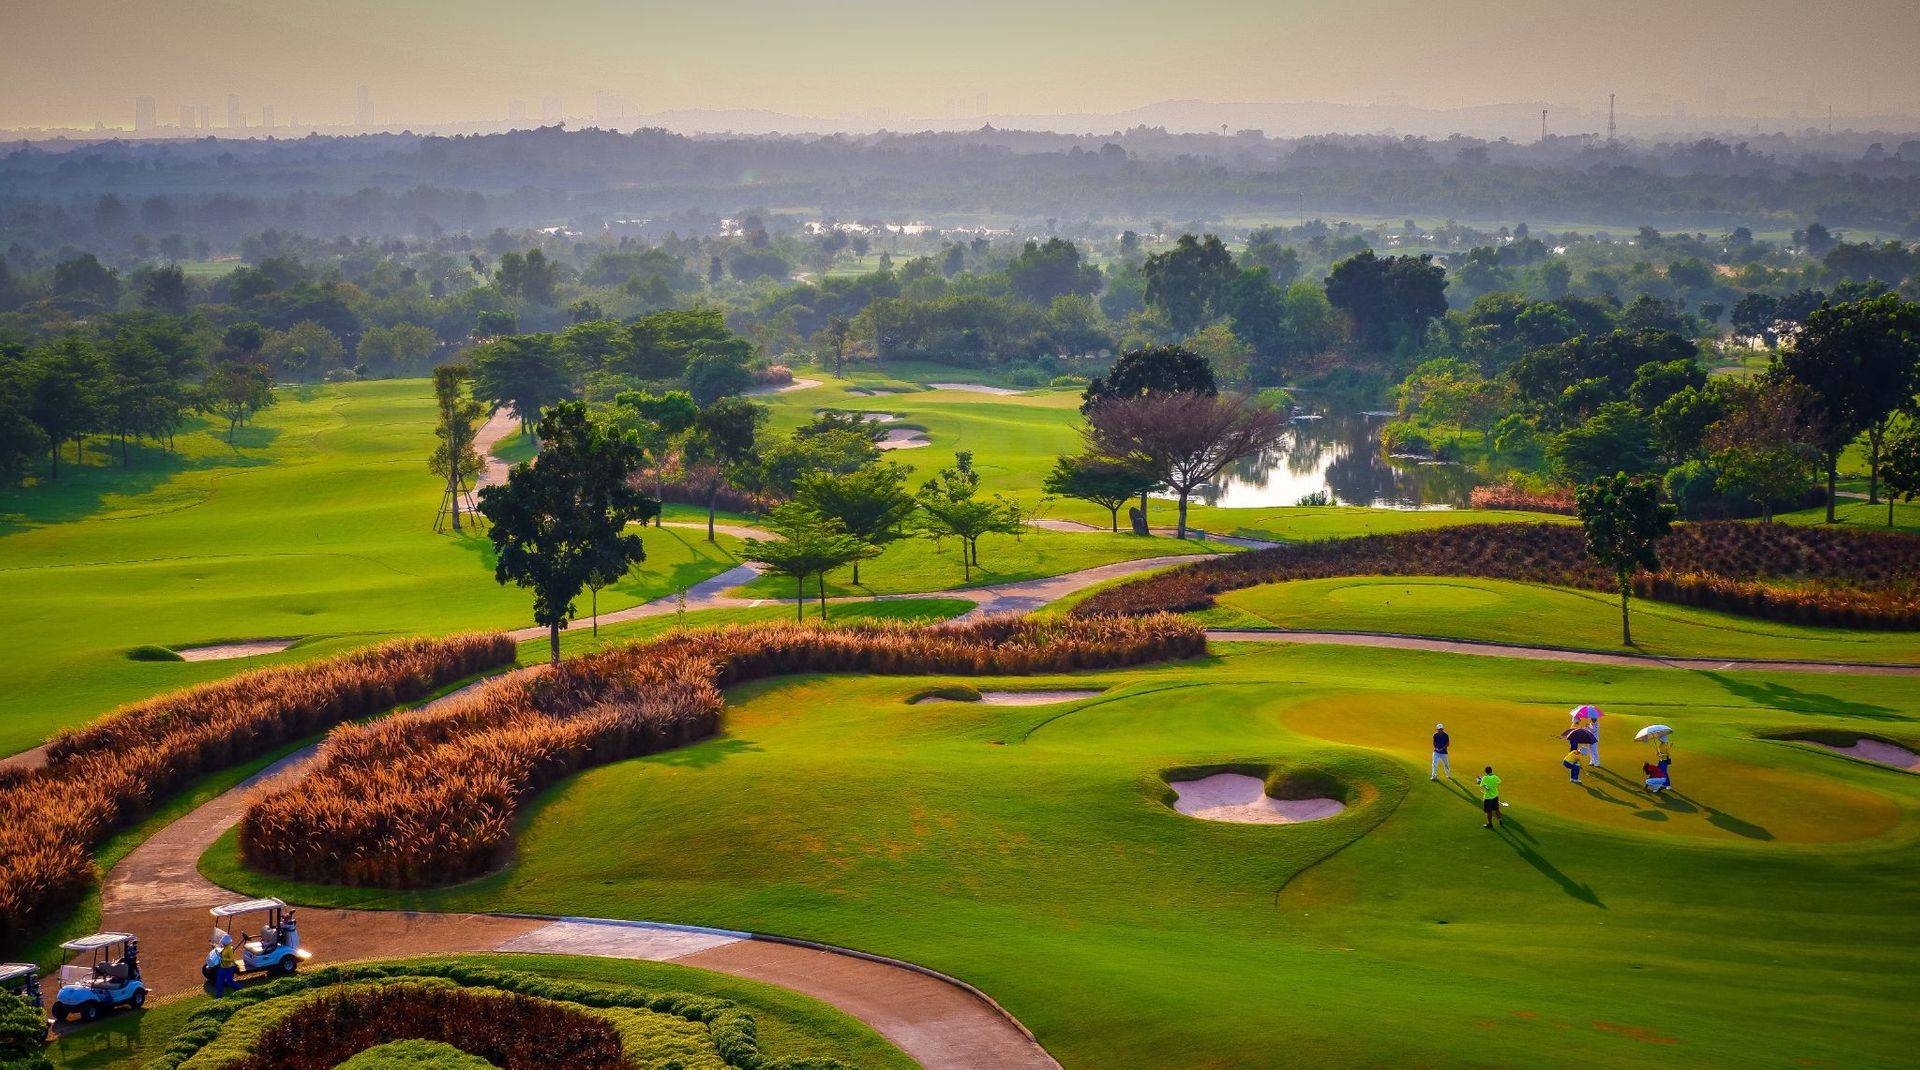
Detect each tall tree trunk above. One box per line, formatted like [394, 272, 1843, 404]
[447, 468, 463, 532]
[591, 586, 599, 636]
[1176, 491, 1190, 540]
[1866, 426, 1884, 504]
[1137, 490, 1149, 530]
[707, 482, 719, 542]
[1825, 454, 1838, 523]
[960, 541, 971, 582]
[851, 559, 861, 586]
[1618, 573, 1633, 646]
[548, 621, 561, 666]
[47, 441, 59, 480]
[795, 574, 806, 620]
[818, 572, 829, 620]
[1109, 505, 1119, 532]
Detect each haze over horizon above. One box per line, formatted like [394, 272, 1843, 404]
[5, 0, 1920, 137]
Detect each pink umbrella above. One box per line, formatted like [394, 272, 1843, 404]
[1569, 705, 1603, 723]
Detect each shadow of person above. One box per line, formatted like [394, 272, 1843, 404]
[1497, 818, 1604, 908]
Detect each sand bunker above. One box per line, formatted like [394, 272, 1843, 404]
[877, 429, 931, 450]
[929, 382, 1022, 395]
[745, 377, 822, 395]
[1168, 773, 1345, 824]
[1812, 738, 1920, 772]
[175, 639, 298, 661]
[913, 688, 1103, 705]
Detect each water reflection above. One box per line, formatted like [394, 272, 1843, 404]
[1169, 411, 1480, 509]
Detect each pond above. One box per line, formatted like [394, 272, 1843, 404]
[1170, 410, 1480, 510]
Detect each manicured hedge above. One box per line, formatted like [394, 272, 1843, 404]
[0, 634, 515, 953]
[148, 962, 849, 1070]
[243, 615, 1205, 888]
[1073, 521, 1920, 630]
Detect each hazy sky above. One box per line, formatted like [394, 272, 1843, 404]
[4, 0, 1918, 128]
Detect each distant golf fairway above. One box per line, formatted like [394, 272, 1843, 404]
[1202, 576, 1920, 663]
[0, 380, 746, 756]
[206, 642, 1920, 1068]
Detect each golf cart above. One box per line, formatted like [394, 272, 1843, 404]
[0, 963, 42, 1011]
[49, 933, 145, 1023]
[203, 898, 308, 981]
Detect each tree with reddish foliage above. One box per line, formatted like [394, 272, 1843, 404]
[1575, 473, 1677, 645]
[1084, 391, 1286, 540]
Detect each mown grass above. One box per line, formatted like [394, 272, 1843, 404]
[0, 380, 744, 756]
[203, 643, 1920, 1068]
[1203, 576, 1920, 662]
[1778, 499, 1920, 535]
[733, 526, 1223, 599]
[45, 953, 913, 1070]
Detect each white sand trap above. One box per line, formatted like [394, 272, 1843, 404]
[745, 377, 822, 395]
[1168, 773, 1345, 824]
[914, 689, 1102, 705]
[878, 429, 931, 450]
[929, 382, 1022, 395]
[175, 639, 297, 661]
[1814, 738, 1920, 772]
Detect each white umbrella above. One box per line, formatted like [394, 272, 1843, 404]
[1635, 724, 1673, 741]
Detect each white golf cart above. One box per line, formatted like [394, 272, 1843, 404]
[203, 898, 309, 981]
[48, 933, 145, 1023]
[0, 962, 42, 1011]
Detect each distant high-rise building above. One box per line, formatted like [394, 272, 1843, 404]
[197, 104, 211, 129]
[355, 85, 372, 128]
[508, 99, 528, 126]
[541, 95, 562, 124]
[179, 104, 195, 131]
[261, 104, 274, 130]
[227, 94, 241, 129]
[135, 96, 156, 132]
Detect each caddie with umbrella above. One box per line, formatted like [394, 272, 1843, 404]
[1636, 724, 1675, 792]
[1569, 705, 1604, 767]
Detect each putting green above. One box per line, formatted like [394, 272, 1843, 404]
[207, 643, 1920, 1068]
[1207, 576, 1920, 663]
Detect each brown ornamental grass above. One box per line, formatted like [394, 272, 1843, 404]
[242, 614, 1205, 889]
[1073, 521, 1920, 630]
[0, 633, 514, 953]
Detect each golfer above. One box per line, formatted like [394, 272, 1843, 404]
[1654, 733, 1673, 787]
[1563, 744, 1584, 783]
[1431, 723, 1451, 780]
[1476, 766, 1503, 829]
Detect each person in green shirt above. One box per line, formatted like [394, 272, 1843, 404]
[1476, 766, 1504, 829]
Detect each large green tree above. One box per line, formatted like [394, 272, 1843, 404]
[914, 452, 1024, 582]
[1324, 250, 1448, 352]
[429, 363, 488, 533]
[684, 397, 765, 541]
[742, 503, 878, 620]
[471, 333, 575, 439]
[1081, 345, 1217, 414]
[478, 402, 659, 663]
[1778, 294, 1920, 516]
[1574, 473, 1676, 645]
[1043, 452, 1161, 531]
[1144, 234, 1236, 334]
[795, 463, 916, 586]
[1877, 421, 1920, 528]
[1084, 391, 1285, 540]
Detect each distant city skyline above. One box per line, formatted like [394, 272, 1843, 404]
[5, 0, 1919, 135]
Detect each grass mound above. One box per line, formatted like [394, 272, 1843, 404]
[125, 644, 184, 662]
[147, 962, 855, 1070]
[908, 684, 982, 703]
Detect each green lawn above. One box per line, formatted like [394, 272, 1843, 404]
[46, 954, 912, 1070]
[734, 527, 1225, 599]
[1202, 576, 1920, 663]
[1777, 499, 1920, 534]
[203, 643, 1920, 1068]
[0, 380, 744, 757]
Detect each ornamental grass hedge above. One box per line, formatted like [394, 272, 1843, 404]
[148, 962, 846, 1070]
[242, 614, 1204, 888]
[0, 634, 514, 954]
[1073, 521, 1920, 630]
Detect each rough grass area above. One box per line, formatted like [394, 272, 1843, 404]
[1210, 576, 1920, 662]
[0, 380, 746, 757]
[45, 955, 911, 1070]
[204, 645, 1920, 1068]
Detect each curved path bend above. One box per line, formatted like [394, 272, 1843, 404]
[92, 680, 1058, 1070]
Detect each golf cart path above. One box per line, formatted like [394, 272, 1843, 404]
[1205, 628, 1920, 676]
[93, 684, 1059, 1070]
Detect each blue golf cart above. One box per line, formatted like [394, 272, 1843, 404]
[49, 933, 145, 1023]
[202, 898, 309, 982]
[0, 962, 42, 1011]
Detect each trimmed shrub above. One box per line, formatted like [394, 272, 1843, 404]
[333, 1040, 495, 1070]
[1468, 483, 1576, 515]
[125, 644, 185, 662]
[0, 634, 515, 953]
[1073, 521, 1920, 630]
[228, 985, 626, 1070]
[244, 615, 1205, 888]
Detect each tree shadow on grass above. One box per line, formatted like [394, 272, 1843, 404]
[649, 736, 762, 770]
[1703, 672, 1900, 721]
[0, 426, 278, 536]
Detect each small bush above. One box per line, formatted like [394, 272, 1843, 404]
[125, 644, 185, 662]
[1468, 482, 1576, 515]
[908, 684, 982, 703]
[754, 365, 795, 387]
